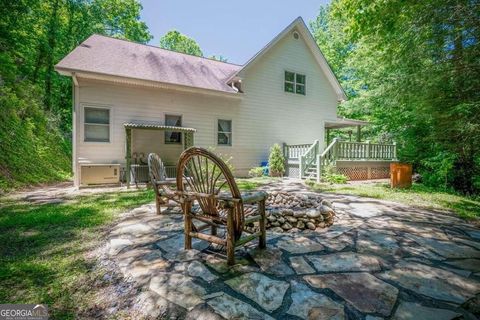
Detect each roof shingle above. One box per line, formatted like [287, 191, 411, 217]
[56, 34, 242, 93]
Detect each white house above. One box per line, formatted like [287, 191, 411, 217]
[56, 17, 395, 187]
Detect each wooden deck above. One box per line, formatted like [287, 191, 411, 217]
[284, 138, 397, 181]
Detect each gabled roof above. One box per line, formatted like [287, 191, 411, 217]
[228, 17, 347, 101]
[56, 34, 242, 94]
[55, 17, 346, 100]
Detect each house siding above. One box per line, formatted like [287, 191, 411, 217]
[74, 27, 339, 185]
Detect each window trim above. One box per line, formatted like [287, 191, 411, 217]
[284, 70, 306, 96]
[164, 114, 183, 144]
[216, 118, 233, 147]
[82, 105, 112, 144]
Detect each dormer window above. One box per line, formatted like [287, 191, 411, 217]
[284, 71, 306, 95]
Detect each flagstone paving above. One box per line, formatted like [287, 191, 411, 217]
[104, 180, 480, 319]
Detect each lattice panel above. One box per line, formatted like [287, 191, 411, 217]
[371, 166, 390, 179]
[286, 164, 300, 178]
[337, 166, 368, 180]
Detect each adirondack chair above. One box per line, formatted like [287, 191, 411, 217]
[176, 147, 267, 265]
[148, 153, 178, 214]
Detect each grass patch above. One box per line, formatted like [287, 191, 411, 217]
[307, 181, 480, 220]
[0, 189, 154, 319]
[236, 176, 281, 191]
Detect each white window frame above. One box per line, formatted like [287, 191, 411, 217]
[216, 118, 233, 146]
[82, 105, 112, 144]
[284, 70, 306, 95]
[164, 114, 183, 144]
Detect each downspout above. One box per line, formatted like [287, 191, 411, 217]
[72, 73, 79, 187]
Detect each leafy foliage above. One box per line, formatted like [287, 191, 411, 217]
[311, 1, 480, 194]
[248, 167, 265, 178]
[159, 30, 203, 56]
[268, 144, 285, 177]
[321, 165, 348, 184]
[0, 0, 151, 191]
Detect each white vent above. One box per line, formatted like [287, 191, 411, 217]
[293, 31, 299, 39]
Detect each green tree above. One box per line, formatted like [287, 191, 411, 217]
[159, 30, 203, 56]
[209, 55, 228, 62]
[269, 144, 285, 177]
[312, 1, 480, 194]
[0, 0, 152, 190]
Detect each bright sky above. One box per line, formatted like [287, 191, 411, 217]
[139, 0, 330, 65]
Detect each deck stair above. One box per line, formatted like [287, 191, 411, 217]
[283, 138, 398, 182]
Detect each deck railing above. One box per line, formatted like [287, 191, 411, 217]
[299, 140, 319, 178]
[336, 140, 397, 160]
[283, 143, 312, 160]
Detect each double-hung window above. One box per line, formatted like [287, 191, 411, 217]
[84, 107, 110, 142]
[165, 115, 182, 144]
[217, 119, 232, 146]
[284, 71, 306, 95]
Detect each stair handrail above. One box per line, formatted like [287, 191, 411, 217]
[299, 140, 319, 178]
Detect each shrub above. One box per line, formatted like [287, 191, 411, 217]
[321, 165, 348, 184]
[268, 144, 285, 177]
[248, 167, 265, 177]
[206, 146, 235, 173]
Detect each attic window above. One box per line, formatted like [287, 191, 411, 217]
[293, 31, 299, 39]
[284, 71, 306, 95]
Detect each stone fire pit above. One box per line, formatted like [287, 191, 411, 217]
[245, 192, 336, 233]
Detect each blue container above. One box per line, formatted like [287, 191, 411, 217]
[260, 161, 269, 175]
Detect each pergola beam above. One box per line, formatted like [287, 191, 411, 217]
[124, 122, 196, 188]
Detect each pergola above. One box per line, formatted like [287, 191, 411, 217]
[324, 117, 370, 145]
[124, 121, 196, 188]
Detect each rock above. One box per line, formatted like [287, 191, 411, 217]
[289, 227, 300, 233]
[150, 273, 206, 310]
[207, 293, 274, 320]
[286, 216, 297, 223]
[305, 273, 398, 317]
[379, 261, 480, 304]
[187, 260, 218, 282]
[249, 248, 294, 276]
[320, 205, 334, 215]
[282, 222, 292, 230]
[287, 281, 344, 320]
[317, 222, 326, 228]
[271, 221, 280, 227]
[357, 229, 400, 257]
[290, 256, 315, 275]
[306, 222, 316, 230]
[392, 301, 461, 320]
[225, 272, 289, 312]
[297, 221, 305, 229]
[293, 210, 306, 218]
[444, 259, 480, 273]
[271, 227, 284, 233]
[405, 234, 480, 259]
[276, 236, 324, 254]
[306, 209, 321, 218]
[156, 234, 209, 260]
[126, 252, 171, 280]
[185, 304, 223, 320]
[267, 216, 276, 222]
[108, 238, 133, 255]
[321, 199, 333, 208]
[277, 217, 286, 224]
[307, 252, 381, 272]
[282, 209, 294, 216]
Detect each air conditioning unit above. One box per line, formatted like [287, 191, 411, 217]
[80, 164, 120, 185]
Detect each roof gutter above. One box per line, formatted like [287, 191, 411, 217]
[55, 67, 244, 100]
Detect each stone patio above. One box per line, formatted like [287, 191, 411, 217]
[104, 180, 480, 319]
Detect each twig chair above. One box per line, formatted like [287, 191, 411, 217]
[176, 147, 267, 265]
[148, 153, 179, 214]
